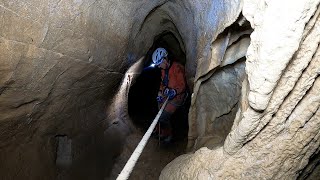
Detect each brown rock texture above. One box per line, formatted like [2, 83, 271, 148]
[161, 0, 320, 179]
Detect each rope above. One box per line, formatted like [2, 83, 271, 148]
[116, 97, 169, 180]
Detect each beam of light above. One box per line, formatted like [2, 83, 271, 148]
[150, 63, 156, 68]
[143, 63, 157, 71]
[106, 57, 145, 125]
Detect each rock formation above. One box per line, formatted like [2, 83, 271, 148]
[161, 0, 320, 179]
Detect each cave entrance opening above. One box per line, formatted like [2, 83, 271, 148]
[128, 31, 190, 142]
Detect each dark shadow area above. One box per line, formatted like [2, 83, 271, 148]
[128, 67, 161, 129]
[128, 32, 190, 141]
[54, 101, 114, 180]
[297, 150, 320, 180]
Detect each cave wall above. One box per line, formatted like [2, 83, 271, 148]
[188, 21, 252, 149]
[161, 0, 320, 179]
[0, 0, 145, 179]
[192, 61, 246, 150]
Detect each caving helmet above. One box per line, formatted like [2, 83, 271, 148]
[152, 47, 168, 66]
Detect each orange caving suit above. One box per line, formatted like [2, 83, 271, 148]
[158, 61, 187, 113]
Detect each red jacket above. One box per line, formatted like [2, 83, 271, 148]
[159, 61, 187, 113]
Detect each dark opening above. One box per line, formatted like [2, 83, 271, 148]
[128, 32, 190, 141]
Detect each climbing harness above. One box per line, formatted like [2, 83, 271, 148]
[116, 97, 169, 180]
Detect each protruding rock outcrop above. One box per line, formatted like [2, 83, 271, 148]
[161, 0, 320, 179]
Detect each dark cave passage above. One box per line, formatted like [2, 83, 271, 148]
[128, 32, 190, 141]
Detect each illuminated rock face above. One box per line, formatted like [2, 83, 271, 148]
[0, 1, 128, 179]
[1, 0, 320, 179]
[161, 0, 320, 179]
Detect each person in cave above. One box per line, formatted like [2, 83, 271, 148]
[151, 47, 188, 143]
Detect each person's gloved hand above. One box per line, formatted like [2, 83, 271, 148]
[156, 95, 164, 103]
[164, 88, 177, 100]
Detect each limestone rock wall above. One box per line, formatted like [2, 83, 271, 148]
[188, 20, 252, 149]
[161, 0, 320, 179]
[191, 61, 246, 150]
[0, 0, 141, 179]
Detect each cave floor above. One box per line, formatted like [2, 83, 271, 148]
[109, 128, 187, 180]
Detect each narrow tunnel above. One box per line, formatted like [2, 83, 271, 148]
[128, 31, 190, 142]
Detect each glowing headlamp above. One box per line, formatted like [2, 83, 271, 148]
[150, 63, 156, 68]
